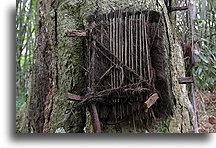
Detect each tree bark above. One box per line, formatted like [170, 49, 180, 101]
[20, 0, 194, 133]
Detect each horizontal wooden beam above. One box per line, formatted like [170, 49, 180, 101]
[144, 93, 159, 108]
[65, 30, 87, 37]
[169, 6, 188, 12]
[178, 77, 194, 84]
[65, 93, 83, 101]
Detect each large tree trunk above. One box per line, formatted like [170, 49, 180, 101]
[18, 0, 194, 133]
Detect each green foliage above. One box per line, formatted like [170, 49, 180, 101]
[205, 105, 213, 110]
[175, 0, 216, 92]
[16, 95, 26, 111]
[193, 41, 216, 92]
[193, 0, 216, 92]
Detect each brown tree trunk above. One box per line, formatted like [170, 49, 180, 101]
[28, 0, 52, 132]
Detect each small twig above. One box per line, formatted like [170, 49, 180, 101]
[77, 63, 89, 73]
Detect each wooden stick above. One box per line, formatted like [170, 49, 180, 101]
[169, 6, 188, 12]
[139, 13, 143, 77]
[90, 103, 101, 133]
[120, 13, 124, 69]
[135, 14, 138, 77]
[191, 83, 199, 133]
[89, 20, 101, 133]
[178, 77, 194, 84]
[144, 93, 159, 108]
[65, 30, 87, 37]
[131, 14, 134, 74]
[119, 66, 124, 86]
[141, 14, 146, 79]
[129, 15, 132, 81]
[97, 65, 115, 84]
[91, 40, 96, 91]
[65, 93, 82, 101]
[100, 22, 103, 43]
[113, 17, 116, 89]
[110, 16, 113, 89]
[124, 13, 128, 66]
[144, 15, 151, 80]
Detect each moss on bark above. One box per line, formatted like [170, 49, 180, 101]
[44, 0, 87, 133]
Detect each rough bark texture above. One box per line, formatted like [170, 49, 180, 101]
[42, 0, 87, 133]
[17, 0, 194, 133]
[28, 0, 52, 132]
[27, 0, 87, 133]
